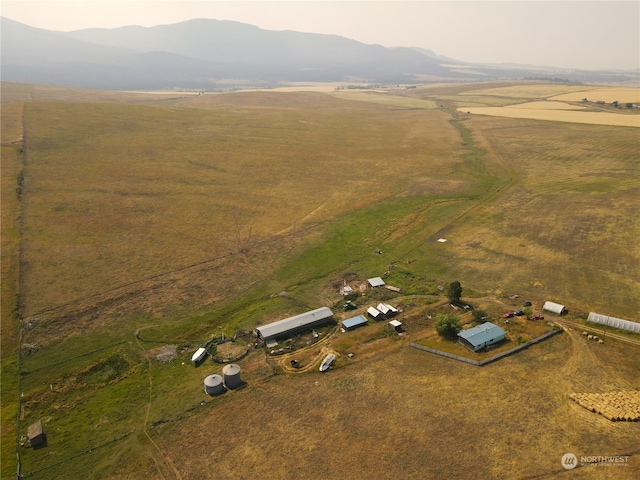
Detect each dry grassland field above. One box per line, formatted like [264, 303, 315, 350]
[1, 80, 639, 479]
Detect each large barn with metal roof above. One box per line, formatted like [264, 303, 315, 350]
[256, 307, 334, 344]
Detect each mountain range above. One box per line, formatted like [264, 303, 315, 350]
[1, 17, 636, 91]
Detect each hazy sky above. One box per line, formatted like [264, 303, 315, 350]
[2, 1, 639, 71]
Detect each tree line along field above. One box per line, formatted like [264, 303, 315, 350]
[1, 81, 639, 479]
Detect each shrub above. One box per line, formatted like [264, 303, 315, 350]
[434, 314, 462, 340]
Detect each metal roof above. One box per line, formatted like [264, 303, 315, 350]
[376, 303, 391, 315]
[256, 307, 334, 340]
[588, 312, 640, 333]
[458, 322, 505, 347]
[342, 315, 368, 329]
[367, 306, 382, 318]
[543, 301, 565, 314]
[368, 277, 385, 287]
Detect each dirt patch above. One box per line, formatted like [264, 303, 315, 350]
[148, 345, 177, 363]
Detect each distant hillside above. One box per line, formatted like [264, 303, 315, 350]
[1, 17, 636, 90]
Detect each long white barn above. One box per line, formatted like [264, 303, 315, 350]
[256, 307, 334, 342]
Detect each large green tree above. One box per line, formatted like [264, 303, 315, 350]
[434, 314, 462, 339]
[446, 280, 462, 303]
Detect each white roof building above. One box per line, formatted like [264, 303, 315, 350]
[368, 277, 385, 288]
[256, 307, 334, 342]
[543, 301, 566, 315]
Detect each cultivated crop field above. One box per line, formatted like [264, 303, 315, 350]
[2, 80, 639, 479]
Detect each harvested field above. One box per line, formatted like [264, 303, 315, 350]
[570, 391, 640, 422]
[459, 106, 640, 127]
[550, 87, 640, 103]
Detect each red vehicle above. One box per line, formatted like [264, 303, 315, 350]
[503, 312, 514, 318]
[531, 314, 545, 320]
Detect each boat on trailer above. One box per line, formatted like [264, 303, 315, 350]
[319, 353, 336, 372]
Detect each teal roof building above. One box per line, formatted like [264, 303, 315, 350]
[458, 322, 506, 351]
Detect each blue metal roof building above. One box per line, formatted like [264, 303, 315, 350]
[458, 322, 506, 351]
[342, 315, 368, 330]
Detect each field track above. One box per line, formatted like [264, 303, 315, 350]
[556, 318, 640, 348]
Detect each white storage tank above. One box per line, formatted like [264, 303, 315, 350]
[204, 374, 224, 395]
[222, 364, 242, 390]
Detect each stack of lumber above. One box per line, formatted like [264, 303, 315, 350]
[569, 390, 640, 421]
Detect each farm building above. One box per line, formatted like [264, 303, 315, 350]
[543, 301, 567, 315]
[458, 322, 506, 351]
[388, 319, 402, 332]
[376, 303, 398, 316]
[368, 277, 385, 288]
[367, 306, 383, 319]
[342, 315, 368, 331]
[587, 312, 640, 333]
[28, 420, 46, 447]
[256, 307, 334, 343]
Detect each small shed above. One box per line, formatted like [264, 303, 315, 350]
[388, 319, 402, 332]
[28, 420, 46, 447]
[543, 301, 566, 315]
[367, 306, 383, 319]
[342, 315, 368, 331]
[368, 277, 385, 288]
[382, 303, 398, 316]
[458, 322, 506, 351]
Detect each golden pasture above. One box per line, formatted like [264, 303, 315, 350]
[3, 80, 640, 479]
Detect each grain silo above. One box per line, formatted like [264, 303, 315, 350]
[222, 364, 242, 389]
[204, 374, 225, 395]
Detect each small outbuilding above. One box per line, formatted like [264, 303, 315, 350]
[342, 315, 368, 331]
[388, 319, 402, 332]
[458, 322, 506, 351]
[543, 301, 567, 315]
[366, 306, 383, 319]
[28, 420, 46, 448]
[368, 277, 385, 288]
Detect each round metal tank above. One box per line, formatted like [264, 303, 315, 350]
[222, 364, 242, 390]
[204, 374, 225, 395]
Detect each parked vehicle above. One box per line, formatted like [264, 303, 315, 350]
[514, 310, 525, 316]
[503, 312, 514, 318]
